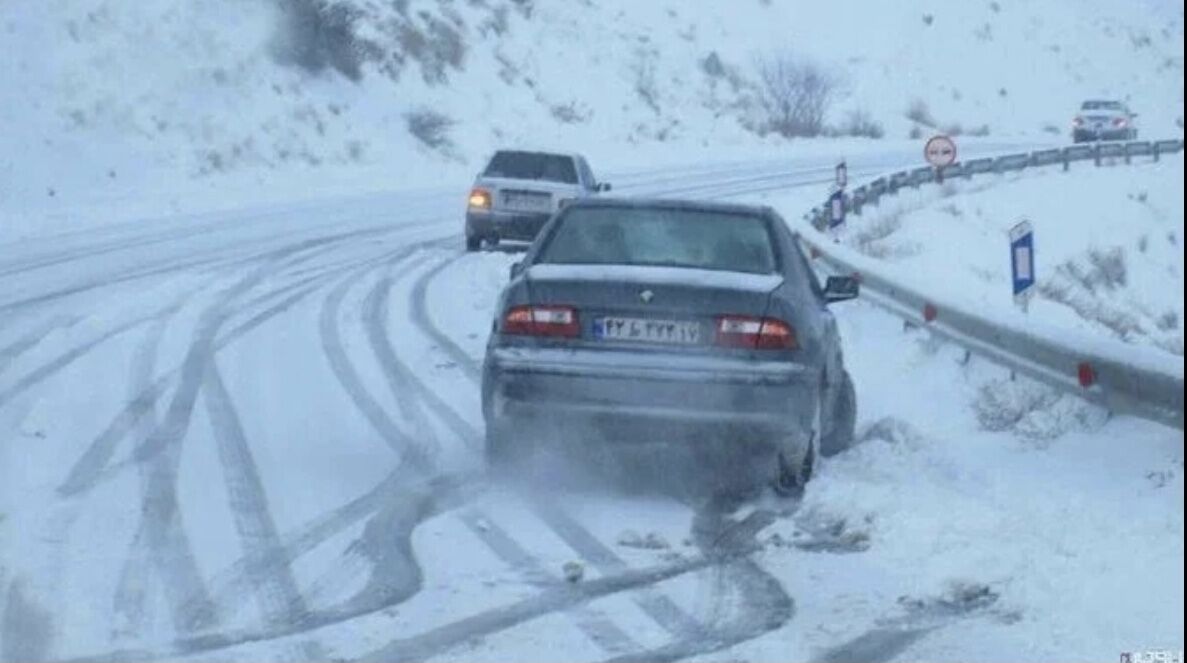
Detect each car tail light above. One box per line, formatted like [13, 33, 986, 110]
[503, 305, 580, 338]
[1072, 116, 1084, 127]
[468, 188, 492, 209]
[715, 316, 798, 350]
[1113, 117, 1128, 127]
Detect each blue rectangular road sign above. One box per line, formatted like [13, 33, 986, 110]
[1010, 220, 1035, 304]
[829, 190, 845, 229]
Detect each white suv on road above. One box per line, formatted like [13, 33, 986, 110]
[464, 150, 610, 251]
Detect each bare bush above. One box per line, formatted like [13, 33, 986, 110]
[397, 14, 466, 85]
[754, 54, 842, 138]
[701, 51, 727, 78]
[550, 101, 591, 124]
[906, 99, 937, 128]
[838, 109, 885, 139]
[969, 124, 991, 137]
[631, 52, 662, 114]
[405, 109, 455, 150]
[270, 0, 376, 81]
[908, 125, 924, 140]
[973, 378, 1107, 442]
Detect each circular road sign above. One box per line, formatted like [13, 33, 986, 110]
[924, 135, 958, 168]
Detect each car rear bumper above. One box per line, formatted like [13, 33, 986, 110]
[482, 346, 818, 448]
[466, 209, 552, 242]
[1073, 128, 1131, 141]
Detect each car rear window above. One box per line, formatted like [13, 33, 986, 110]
[483, 151, 578, 184]
[1082, 101, 1123, 111]
[538, 207, 778, 274]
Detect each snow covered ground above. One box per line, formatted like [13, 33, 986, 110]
[1, 0, 1183, 660]
[0, 154, 1181, 662]
[783, 154, 1185, 357]
[2, 0, 1182, 241]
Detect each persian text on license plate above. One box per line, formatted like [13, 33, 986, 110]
[594, 317, 701, 345]
[504, 193, 551, 212]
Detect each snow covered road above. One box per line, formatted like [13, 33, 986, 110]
[1, 144, 1181, 662]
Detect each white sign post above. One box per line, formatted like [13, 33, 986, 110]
[1010, 220, 1035, 313]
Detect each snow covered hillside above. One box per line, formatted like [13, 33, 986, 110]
[802, 155, 1185, 357]
[1, 0, 1183, 237]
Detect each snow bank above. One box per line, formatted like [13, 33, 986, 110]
[811, 155, 1185, 357]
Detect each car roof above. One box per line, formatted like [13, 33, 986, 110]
[488, 148, 584, 162]
[563, 197, 776, 218]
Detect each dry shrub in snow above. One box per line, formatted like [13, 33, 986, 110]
[838, 109, 885, 139]
[973, 378, 1108, 443]
[754, 53, 842, 137]
[632, 53, 661, 114]
[550, 101, 591, 124]
[397, 13, 467, 85]
[405, 109, 455, 150]
[906, 99, 937, 128]
[270, 0, 373, 81]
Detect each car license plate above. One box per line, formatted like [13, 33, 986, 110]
[594, 317, 702, 345]
[504, 192, 551, 212]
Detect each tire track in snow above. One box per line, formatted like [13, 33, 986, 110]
[354, 543, 764, 663]
[458, 510, 641, 656]
[33, 235, 368, 655]
[0, 315, 77, 380]
[203, 363, 311, 628]
[112, 314, 220, 638]
[527, 500, 704, 638]
[336, 248, 647, 657]
[317, 249, 433, 459]
[362, 254, 484, 448]
[56, 232, 408, 498]
[0, 307, 168, 411]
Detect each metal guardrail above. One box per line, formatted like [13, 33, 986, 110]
[801, 138, 1185, 430]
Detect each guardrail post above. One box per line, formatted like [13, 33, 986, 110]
[1125, 143, 1132, 165]
[1062, 148, 1070, 172]
[1154, 142, 1160, 162]
[1094, 143, 1102, 167]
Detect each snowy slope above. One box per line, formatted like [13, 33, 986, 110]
[1, 0, 1183, 238]
[788, 155, 1185, 357]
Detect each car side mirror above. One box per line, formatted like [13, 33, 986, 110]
[509, 261, 524, 279]
[597, 182, 612, 193]
[823, 275, 859, 303]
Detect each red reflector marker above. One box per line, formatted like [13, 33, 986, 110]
[1077, 362, 1097, 388]
[810, 246, 821, 259]
[923, 303, 938, 323]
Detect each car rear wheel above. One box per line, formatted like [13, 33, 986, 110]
[465, 234, 481, 252]
[820, 370, 857, 458]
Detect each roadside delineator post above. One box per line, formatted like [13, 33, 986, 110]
[1077, 362, 1097, 388]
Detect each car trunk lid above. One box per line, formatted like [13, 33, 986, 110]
[523, 263, 782, 353]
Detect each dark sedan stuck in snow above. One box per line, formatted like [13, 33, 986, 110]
[481, 198, 859, 493]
